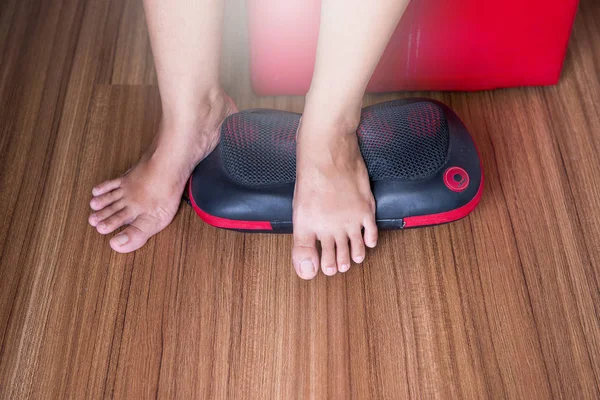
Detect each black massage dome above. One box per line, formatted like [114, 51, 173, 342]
[187, 98, 483, 233]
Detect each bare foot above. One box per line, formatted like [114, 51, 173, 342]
[89, 89, 236, 252]
[292, 112, 378, 280]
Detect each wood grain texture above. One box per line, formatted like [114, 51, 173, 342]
[1, 0, 599, 398]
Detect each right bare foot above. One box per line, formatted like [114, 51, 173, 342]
[292, 108, 378, 280]
[88, 88, 236, 252]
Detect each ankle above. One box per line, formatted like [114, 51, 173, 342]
[160, 86, 228, 132]
[303, 90, 362, 134]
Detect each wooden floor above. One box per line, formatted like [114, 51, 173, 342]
[1, 0, 600, 398]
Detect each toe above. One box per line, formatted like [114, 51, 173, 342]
[320, 237, 337, 276]
[90, 188, 124, 211]
[109, 214, 158, 253]
[89, 200, 124, 227]
[336, 236, 351, 273]
[92, 178, 122, 196]
[109, 225, 146, 253]
[96, 207, 134, 235]
[363, 216, 378, 249]
[292, 232, 319, 280]
[349, 230, 366, 264]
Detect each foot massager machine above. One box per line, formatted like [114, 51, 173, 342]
[187, 99, 483, 233]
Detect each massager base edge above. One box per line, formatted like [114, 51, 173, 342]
[186, 174, 483, 234]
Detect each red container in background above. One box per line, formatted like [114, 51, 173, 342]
[248, 0, 579, 95]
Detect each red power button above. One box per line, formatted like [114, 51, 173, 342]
[444, 167, 470, 192]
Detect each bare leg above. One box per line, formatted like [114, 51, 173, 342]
[292, 0, 410, 279]
[89, 0, 236, 252]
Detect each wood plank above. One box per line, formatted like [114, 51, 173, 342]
[484, 86, 599, 398]
[0, 0, 85, 373]
[0, 0, 599, 398]
[110, 0, 157, 85]
[541, 0, 600, 386]
[0, 0, 135, 396]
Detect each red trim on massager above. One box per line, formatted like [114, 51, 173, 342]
[403, 174, 484, 228]
[188, 176, 273, 231]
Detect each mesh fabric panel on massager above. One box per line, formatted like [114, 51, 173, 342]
[220, 101, 450, 186]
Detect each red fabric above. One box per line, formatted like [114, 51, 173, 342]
[248, 0, 579, 95]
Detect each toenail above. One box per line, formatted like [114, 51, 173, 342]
[326, 266, 336, 274]
[300, 260, 314, 274]
[98, 222, 107, 231]
[113, 234, 129, 245]
[355, 256, 364, 263]
[340, 264, 350, 272]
